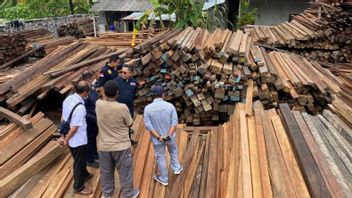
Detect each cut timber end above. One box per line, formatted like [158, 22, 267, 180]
[0, 107, 32, 130]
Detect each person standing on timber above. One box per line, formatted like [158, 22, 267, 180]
[143, 85, 183, 186]
[115, 65, 139, 145]
[82, 70, 100, 167]
[96, 80, 140, 198]
[59, 80, 92, 195]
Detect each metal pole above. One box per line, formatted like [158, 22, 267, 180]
[93, 13, 97, 37]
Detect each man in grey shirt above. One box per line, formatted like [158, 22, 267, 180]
[143, 85, 183, 186]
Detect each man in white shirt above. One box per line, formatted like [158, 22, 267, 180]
[59, 80, 92, 195]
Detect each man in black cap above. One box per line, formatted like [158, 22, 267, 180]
[143, 85, 183, 186]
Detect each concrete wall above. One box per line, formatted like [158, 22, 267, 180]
[249, 0, 309, 25]
[0, 14, 97, 36]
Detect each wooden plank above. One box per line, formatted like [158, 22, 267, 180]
[268, 109, 310, 198]
[239, 110, 252, 197]
[247, 115, 263, 198]
[254, 102, 294, 197]
[0, 117, 53, 165]
[181, 138, 205, 198]
[0, 107, 32, 130]
[198, 131, 210, 198]
[279, 103, 331, 198]
[293, 111, 345, 198]
[0, 124, 56, 178]
[139, 144, 155, 198]
[302, 113, 352, 196]
[253, 104, 272, 198]
[245, 79, 254, 116]
[205, 128, 218, 198]
[0, 141, 63, 197]
[167, 130, 200, 198]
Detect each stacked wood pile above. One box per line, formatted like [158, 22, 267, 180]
[57, 18, 94, 38]
[111, 27, 344, 125]
[0, 110, 65, 197]
[84, 30, 161, 49]
[6, 101, 352, 197]
[246, 2, 352, 63]
[0, 33, 26, 64]
[18, 28, 53, 43]
[0, 41, 127, 115]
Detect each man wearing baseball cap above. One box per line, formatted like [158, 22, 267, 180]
[143, 85, 183, 186]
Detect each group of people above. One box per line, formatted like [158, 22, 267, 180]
[59, 55, 183, 198]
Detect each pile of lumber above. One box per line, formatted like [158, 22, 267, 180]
[84, 30, 161, 49]
[0, 41, 127, 115]
[110, 27, 342, 125]
[18, 28, 53, 43]
[0, 110, 65, 197]
[247, 1, 352, 63]
[2, 99, 352, 197]
[0, 33, 26, 64]
[57, 18, 94, 38]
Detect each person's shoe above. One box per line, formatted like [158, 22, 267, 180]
[154, 175, 168, 186]
[174, 166, 183, 175]
[131, 189, 140, 198]
[74, 187, 93, 195]
[87, 160, 99, 168]
[130, 139, 138, 146]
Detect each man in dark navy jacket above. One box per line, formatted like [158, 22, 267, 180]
[115, 66, 139, 145]
[82, 70, 100, 167]
[96, 55, 123, 88]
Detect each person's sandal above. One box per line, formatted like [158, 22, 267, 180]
[74, 187, 93, 195]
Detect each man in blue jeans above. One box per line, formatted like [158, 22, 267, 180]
[143, 85, 183, 186]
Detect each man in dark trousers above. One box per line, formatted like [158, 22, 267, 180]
[96, 55, 122, 88]
[82, 70, 99, 167]
[115, 65, 138, 145]
[59, 80, 92, 195]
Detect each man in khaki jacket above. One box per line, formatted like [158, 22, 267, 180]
[96, 80, 139, 198]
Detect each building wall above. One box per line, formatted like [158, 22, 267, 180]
[249, 0, 309, 25]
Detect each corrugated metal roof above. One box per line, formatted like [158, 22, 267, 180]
[203, 0, 226, 10]
[121, 12, 176, 21]
[91, 0, 153, 12]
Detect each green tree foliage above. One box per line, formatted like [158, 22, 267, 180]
[135, 0, 229, 31]
[0, 0, 92, 20]
[236, 0, 256, 29]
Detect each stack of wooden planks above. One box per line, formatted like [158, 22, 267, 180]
[84, 30, 161, 49]
[246, 1, 352, 63]
[0, 32, 26, 64]
[0, 41, 128, 115]
[3, 100, 352, 197]
[103, 27, 344, 125]
[0, 110, 65, 198]
[57, 18, 94, 38]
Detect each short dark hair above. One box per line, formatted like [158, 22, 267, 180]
[104, 80, 119, 98]
[123, 65, 134, 73]
[82, 70, 94, 81]
[75, 80, 90, 94]
[109, 55, 119, 63]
